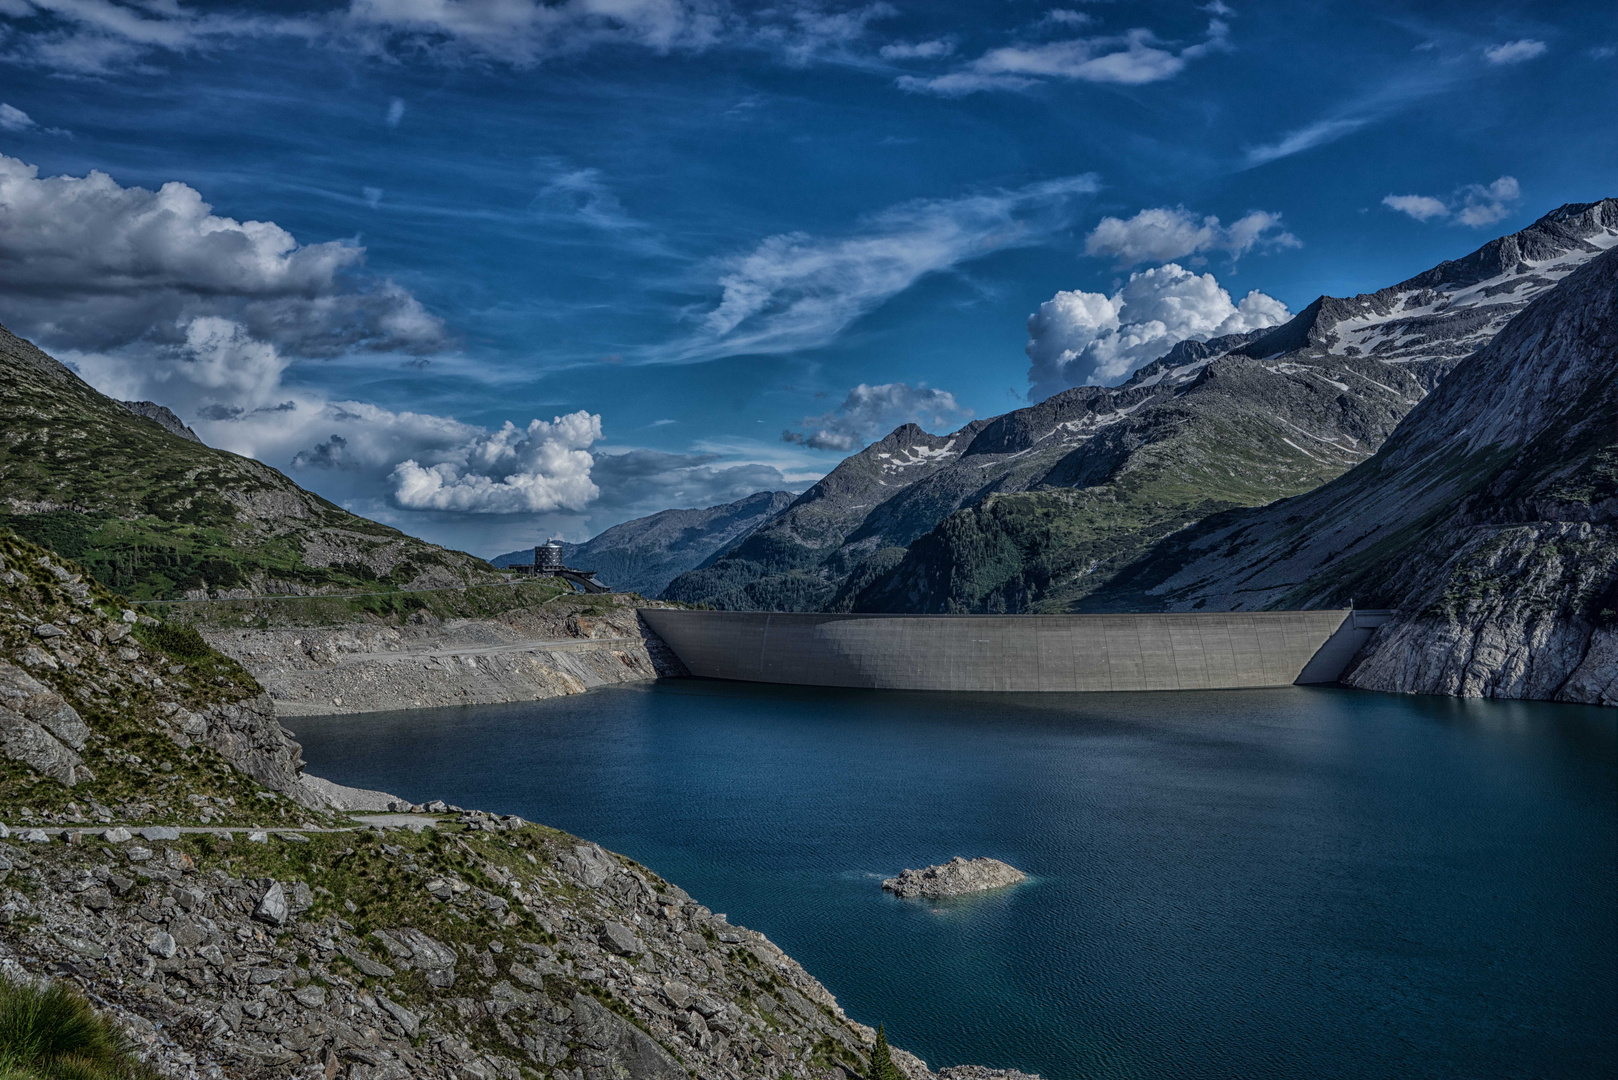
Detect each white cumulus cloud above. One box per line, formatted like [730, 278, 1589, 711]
[1484, 39, 1547, 64]
[390, 412, 603, 513]
[1380, 194, 1448, 222]
[782, 382, 970, 452]
[898, 19, 1227, 96]
[683, 174, 1099, 361]
[1084, 206, 1299, 265]
[1382, 175, 1520, 228]
[0, 152, 442, 357]
[1025, 263, 1289, 398]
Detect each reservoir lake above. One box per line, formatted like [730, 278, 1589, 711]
[294, 681, 1617, 1080]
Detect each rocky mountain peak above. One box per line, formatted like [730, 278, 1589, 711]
[1394, 197, 1618, 292]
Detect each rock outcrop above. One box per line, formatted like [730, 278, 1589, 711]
[0, 819, 898, 1080]
[883, 857, 1027, 899]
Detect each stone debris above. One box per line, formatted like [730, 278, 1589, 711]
[0, 822, 963, 1080]
[883, 857, 1027, 899]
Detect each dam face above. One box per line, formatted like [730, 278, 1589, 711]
[639, 609, 1385, 693]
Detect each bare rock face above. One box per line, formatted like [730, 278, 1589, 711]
[0, 660, 93, 785]
[883, 857, 1026, 899]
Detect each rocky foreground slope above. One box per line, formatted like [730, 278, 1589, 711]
[0, 324, 499, 601]
[660, 200, 1618, 615]
[0, 529, 1032, 1079]
[1087, 247, 1618, 704]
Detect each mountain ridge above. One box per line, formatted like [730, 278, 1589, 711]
[0, 321, 499, 600]
[840, 199, 1618, 614]
[492, 489, 798, 597]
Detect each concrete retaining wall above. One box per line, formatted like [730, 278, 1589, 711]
[639, 609, 1376, 692]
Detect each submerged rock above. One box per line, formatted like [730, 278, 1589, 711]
[883, 856, 1026, 899]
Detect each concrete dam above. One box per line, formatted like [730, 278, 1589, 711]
[638, 608, 1393, 693]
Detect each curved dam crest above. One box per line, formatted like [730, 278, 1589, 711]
[639, 609, 1392, 692]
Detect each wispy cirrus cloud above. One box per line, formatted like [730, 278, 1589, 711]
[0, 0, 903, 74]
[1243, 117, 1369, 167]
[0, 0, 317, 74]
[878, 37, 952, 60]
[897, 18, 1229, 96]
[675, 173, 1101, 361]
[1483, 38, 1546, 64]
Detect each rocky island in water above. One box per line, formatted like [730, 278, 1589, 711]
[883, 858, 1028, 899]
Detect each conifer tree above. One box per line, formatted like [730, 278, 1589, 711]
[870, 1023, 904, 1080]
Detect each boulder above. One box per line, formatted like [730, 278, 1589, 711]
[252, 882, 289, 926]
[600, 921, 641, 956]
[0, 661, 93, 785]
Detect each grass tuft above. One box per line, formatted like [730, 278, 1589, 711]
[0, 977, 156, 1080]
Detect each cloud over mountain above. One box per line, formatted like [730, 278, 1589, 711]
[1383, 176, 1521, 227]
[390, 411, 603, 513]
[1085, 206, 1299, 265]
[1026, 263, 1288, 398]
[783, 382, 969, 451]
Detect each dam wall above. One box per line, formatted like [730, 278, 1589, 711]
[639, 609, 1384, 693]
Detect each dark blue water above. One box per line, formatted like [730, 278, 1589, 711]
[293, 681, 1618, 1080]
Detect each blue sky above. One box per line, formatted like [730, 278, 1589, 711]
[0, 0, 1613, 556]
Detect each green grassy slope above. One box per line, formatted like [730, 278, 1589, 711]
[0, 324, 497, 600]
